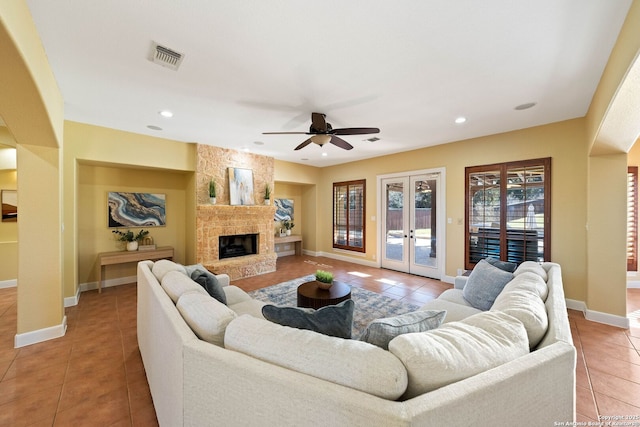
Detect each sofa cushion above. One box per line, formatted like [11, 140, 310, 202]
[225, 315, 408, 400]
[359, 310, 446, 350]
[485, 256, 518, 273]
[223, 285, 253, 306]
[161, 270, 208, 303]
[463, 259, 514, 310]
[191, 269, 227, 305]
[229, 299, 267, 319]
[262, 300, 354, 339]
[176, 293, 237, 347]
[388, 311, 529, 399]
[512, 271, 549, 301]
[152, 259, 187, 281]
[514, 261, 548, 282]
[419, 297, 482, 323]
[490, 276, 548, 349]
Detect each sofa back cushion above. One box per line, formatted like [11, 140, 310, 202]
[388, 311, 529, 399]
[152, 259, 187, 282]
[490, 274, 548, 349]
[176, 293, 237, 347]
[161, 270, 208, 303]
[225, 315, 408, 400]
[513, 261, 548, 282]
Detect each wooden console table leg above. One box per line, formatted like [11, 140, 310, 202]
[99, 265, 105, 294]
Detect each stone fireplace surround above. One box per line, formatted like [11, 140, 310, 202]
[196, 205, 277, 280]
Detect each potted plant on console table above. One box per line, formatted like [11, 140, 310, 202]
[282, 219, 295, 236]
[112, 229, 150, 251]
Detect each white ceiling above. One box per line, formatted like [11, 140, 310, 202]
[25, 0, 632, 167]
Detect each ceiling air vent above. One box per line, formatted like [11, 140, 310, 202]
[149, 42, 184, 71]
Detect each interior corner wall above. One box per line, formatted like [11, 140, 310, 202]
[17, 144, 63, 334]
[64, 121, 196, 297]
[0, 168, 17, 282]
[76, 164, 191, 285]
[587, 154, 628, 317]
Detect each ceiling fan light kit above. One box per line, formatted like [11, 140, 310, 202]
[263, 112, 380, 151]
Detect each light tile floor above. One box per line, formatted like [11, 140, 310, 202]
[0, 255, 638, 425]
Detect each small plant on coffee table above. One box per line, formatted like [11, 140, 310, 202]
[315, 269, 333, 289]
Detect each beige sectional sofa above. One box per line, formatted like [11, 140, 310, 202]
[137, 259, 576, 426]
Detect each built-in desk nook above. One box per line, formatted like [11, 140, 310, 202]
[97, 246, 174, 293]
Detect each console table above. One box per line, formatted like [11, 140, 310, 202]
[97, 246, 174, 293]
[274, 234, 302, 256]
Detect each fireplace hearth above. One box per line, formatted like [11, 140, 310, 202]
[219, 234, 258, 259]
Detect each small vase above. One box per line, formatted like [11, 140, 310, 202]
[286, 229, 291, 236]
[210, 197, 216, 205]
[126, 241, 139, 251]
[316, 280, 333, 290]
[265, 199, 270, 205]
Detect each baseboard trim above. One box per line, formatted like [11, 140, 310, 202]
[627, 280, 640, 289]
[14, 315, 67, 348]
[565, 298, 630, 329]
[64, 286, 82, 308]
[80, 275, 137, 293]
[0, 279, 17, 289]
[317, 251, 378, 268]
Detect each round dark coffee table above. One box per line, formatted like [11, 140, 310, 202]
[297, 281, 352, 309]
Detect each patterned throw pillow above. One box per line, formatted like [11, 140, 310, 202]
[463, 259, 514, 310]
[359, 310, 446, 349]
[262, 300, 354, 339]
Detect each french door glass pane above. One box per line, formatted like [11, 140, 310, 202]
[386, 182, 404, 261]
[414, 178, 437, 268]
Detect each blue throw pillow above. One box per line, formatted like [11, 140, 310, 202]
[485, 257, 518, 273]
[191, 269, 227, 305]
[262, 300, 355, 339]
[360, 310, 446, 350]
[463, 259, 513, 310]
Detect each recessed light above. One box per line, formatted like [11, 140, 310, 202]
[322, 152, 328, 157]
[455, 117, 467, 124]
[147, 125, 162, 131]
[159, 110, 173, 118]
[243, 148, 250, 152]
[514, 102, 536, 111]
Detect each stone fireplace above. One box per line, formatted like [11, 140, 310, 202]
[196, 205, 277, 280]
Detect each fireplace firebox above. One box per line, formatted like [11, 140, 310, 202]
[219, 234, 258, 259]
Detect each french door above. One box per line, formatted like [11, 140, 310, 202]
[380, 170, 444, 279]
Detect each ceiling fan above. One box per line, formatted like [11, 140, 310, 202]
[263, 112, 380, 151]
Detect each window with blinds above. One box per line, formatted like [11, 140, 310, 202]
[627, 166, 638, 272]
[465, 158, 551, 269]
[333, 180, 366, 252]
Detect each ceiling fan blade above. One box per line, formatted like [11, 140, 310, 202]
[330, 135, 354, 150]
[311, 112, 328, 133]
[294, 138, 314, 150]
[331, 127, 380, 135]
[262, 131, 309, 135]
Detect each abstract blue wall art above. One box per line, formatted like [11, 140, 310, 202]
[274, 198, 294, 221]
[108, 192, 166, 227]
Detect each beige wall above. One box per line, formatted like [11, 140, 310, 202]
[314, 120, 588, 298]
[77, 164, 192, 284]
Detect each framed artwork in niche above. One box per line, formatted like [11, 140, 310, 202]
[274, 198, 294, 221]
[1, 190, 17, 222]
[228, 167, 255, 205]
[108, 192, 166, 227]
